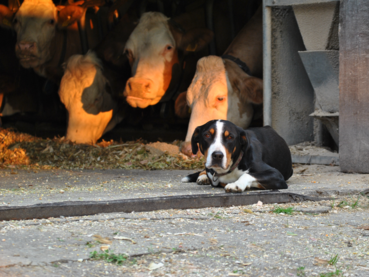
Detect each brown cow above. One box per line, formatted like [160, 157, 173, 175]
[181, 6, 263, 156]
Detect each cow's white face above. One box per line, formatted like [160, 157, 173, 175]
[13, 0, 58, 69]
[59, 52, 116, 145]
[185, 56, 229, 142]
[182, 56, 263, 156]
[123, 12, 178, 108]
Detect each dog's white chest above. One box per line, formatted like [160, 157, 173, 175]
[218, 168, 246, 184]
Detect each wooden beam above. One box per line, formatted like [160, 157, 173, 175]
[264, 0, 339, 7]
[339, 0, 369, 173]
[0, 192, 326, 221]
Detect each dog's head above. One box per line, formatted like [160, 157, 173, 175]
[191, 120, 248, 174]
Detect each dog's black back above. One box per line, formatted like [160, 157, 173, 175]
[246, 126, 293, 181]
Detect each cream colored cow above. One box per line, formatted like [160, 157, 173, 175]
[123, 11, 213, 109]
[59, 51, 120, 144]
[181, 7, 263, 156]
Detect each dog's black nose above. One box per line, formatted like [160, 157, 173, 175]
[212, 151, 224, 161]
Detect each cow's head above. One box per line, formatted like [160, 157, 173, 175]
[0, 0, 84, 70]
[59, 51, 117, 145]
[123, 12, 213, 109]
[181, 56, 263, 156]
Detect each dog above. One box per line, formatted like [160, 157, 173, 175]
[181, 120, 293, 192]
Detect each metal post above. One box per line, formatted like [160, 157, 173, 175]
[206, 0, 216, 55]
[77, 8, 89, 54]
[263, 0, 272, 126]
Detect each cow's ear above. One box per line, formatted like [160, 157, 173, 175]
[57, 5, 85, 29]
[0, 5, 15, 29]
[191, 126, 202, 154]
[240, 76, 263, 104]
[178, 28, 213, 53]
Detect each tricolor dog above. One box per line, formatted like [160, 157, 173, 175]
[181, 120, 293, 192]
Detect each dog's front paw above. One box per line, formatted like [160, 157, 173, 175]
[196, 174, 211, 185]
[225, 182, 247, 193]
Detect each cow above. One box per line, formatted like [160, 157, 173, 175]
[0, 0, 103, 83]
[58, 51, 124, 144]
[122, 10, 222, 109]
[180, 6, 263, 156]
[0, 26, 40, 124]
[58, 15, 136, 144]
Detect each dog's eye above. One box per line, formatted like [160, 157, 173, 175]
[205, 133, 211, 138]
[227, 135, 233, 140]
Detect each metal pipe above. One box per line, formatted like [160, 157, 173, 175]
[77, 8, 89, 54]
[227, 0, 235, 40]
[263, 1, 272, 126]
[206, 0, 216, 55]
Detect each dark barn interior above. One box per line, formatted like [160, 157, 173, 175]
[0, 0, 261, 143]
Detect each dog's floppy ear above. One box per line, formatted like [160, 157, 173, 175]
[239, 129, 248, 147]
[191, 126, 202, 154]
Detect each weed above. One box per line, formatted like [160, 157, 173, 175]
[337, 200, 348, 208]
[90, 250, 131, 265]
[52, 263, 59, 268]
[297, 266, 306, 277]
[351, 196, 360, 208]
[319, 269, 342, 277]
[214, 212, 223, 219]
[273, 207, 294, 215]
[328, 254, 339, 266]
[86, 241, 100, 248]
[232, 269, 245, 274]
[337, 196, 360, 208]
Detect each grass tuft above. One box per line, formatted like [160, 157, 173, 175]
[319, 269, 342, 277]
[328, 254, 339, 266]
[273, 206, 294, 215]
[90, 250, 132, 265]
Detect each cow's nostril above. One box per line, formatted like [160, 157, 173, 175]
[212, 151, 224, 160]
[128, 81, 132, 91]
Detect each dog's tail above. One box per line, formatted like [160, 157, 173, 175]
[181, 171, 201, 183]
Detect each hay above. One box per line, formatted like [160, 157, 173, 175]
[0, 128, 203, 170]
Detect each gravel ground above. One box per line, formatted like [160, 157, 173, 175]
[0, 165, 368, 276]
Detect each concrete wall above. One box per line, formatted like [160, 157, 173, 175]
[270, 7, 315, 145]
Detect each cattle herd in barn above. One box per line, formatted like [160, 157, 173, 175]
[0, 0, 262, 155]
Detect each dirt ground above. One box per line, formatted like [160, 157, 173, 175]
[0, 164, 368, 277]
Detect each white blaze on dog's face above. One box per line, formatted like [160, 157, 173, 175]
[205, 121, 228, 170]
[192, 120, 245, 175]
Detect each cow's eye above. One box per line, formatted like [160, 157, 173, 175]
[13, 18, 18, 24]
[217, 97, 225, 101]
[166, 45, 173, 50]
[124, 49, 131, 57]
[49, 19, 55, 25]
